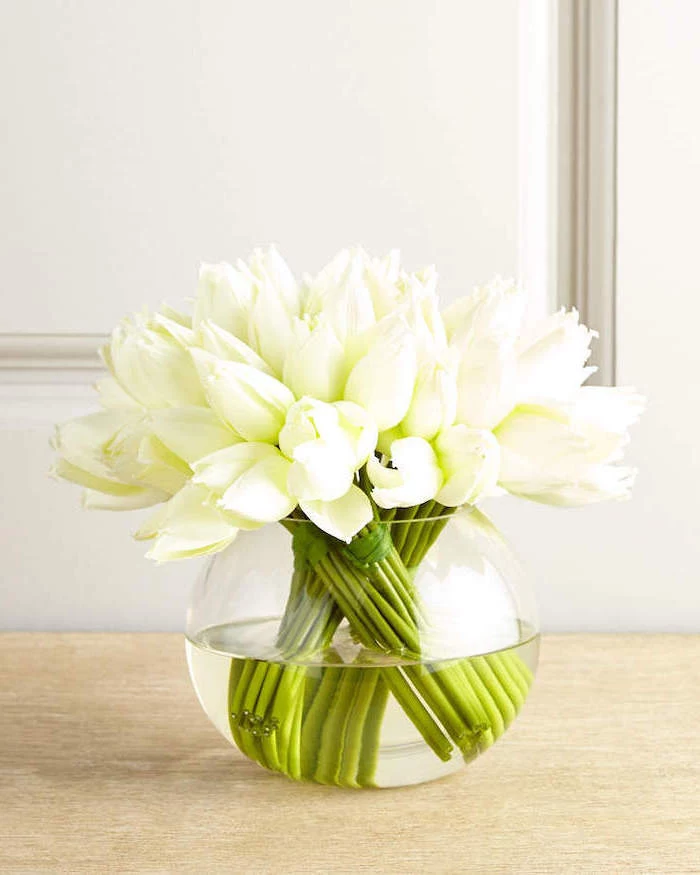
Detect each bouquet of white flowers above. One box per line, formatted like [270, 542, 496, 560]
[53, 246, 643, 787]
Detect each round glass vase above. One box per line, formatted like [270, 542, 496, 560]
[185, 506, 539, 789]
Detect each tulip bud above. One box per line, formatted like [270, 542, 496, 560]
[244, 246, 301, 375]
[304, 248, 377, 344]
[103, 311, 206, 409]
[401, 358, 458, 441]
[282, 316, 346, 402]
[344, 315, 418, 431]
[193, 262, 254, 341]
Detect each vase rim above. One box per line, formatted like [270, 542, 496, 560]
[284, 505, 475, 526]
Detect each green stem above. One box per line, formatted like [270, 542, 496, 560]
[301, 664, 342, 777]
[356, 674, 390, 786]
[314, 669, 361, 785]
[339, 670, 380, 788]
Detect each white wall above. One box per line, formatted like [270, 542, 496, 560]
[0, 1, 520, 630]
[0, 0, 517, 333]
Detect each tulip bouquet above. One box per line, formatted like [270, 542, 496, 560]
[53, 246, 643, 787]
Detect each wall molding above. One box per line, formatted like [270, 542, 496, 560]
[556, 0, 618, 384]
[0, 333, 107, 386]
[0, 333, 106, 372]
[518, 0, 618, 384]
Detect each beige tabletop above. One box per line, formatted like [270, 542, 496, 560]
[1, 633, 698, 874]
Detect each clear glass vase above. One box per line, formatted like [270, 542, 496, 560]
[185, 505, 539, 789]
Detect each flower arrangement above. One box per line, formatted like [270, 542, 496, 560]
[53, 246, 643, 787]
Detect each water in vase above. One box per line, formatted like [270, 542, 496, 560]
[186, 619, 539, 788]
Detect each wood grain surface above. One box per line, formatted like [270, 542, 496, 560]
[0, 633, 698, 874]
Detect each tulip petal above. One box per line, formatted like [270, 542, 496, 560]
[247, 282, 296, 376]
[300, 484, 373, 542]
[368, 437, 443, 509]
[198, 320, 275, 374]
[141, 485, 247, 562]
[52, 457, 168, 501]
[220, 454, 296, 523]
[150, 407, 238, 464]
[193, 262, 254, 340]
[95, 377, 142, 410]
[304, 248, 376, 343]
[192, 442, 280, 492]
[106, 313, 207, 408]
[282, 318, 346, 402]
[344, 315, 417, 431]
[82, 488, 166, 510]
[516, 308, 597, 400]
[191, 349, 294, 442]
[53, 410, 142, 479]
[494, 395, 642, 506]
[434, 425, 500, 506]
[287, 439, 355, 502]
[455, 342, 518, 430]
[246, 245, 299, 315]
[402, 361, 458, 440]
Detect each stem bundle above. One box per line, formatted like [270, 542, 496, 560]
[226, 503, 534, 787]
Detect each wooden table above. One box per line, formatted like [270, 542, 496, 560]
[1, 634, 698, 874]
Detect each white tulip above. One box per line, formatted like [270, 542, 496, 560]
[445, 278, 525, 430]
[192, 443, 296, 524]
[344, 314, 418, 431]
[398, 268, 445, 360]
[279, 398, 377, 503]
[191, 348, 294, 443]
[193, 262, 254, 341]
[54, 406, 238, 512]
[401, 357, 458, 441]
[365, 249, 402, 319]
[300, 484, 373, 542]
[244, 246, 301, 375]
[247, 245, 299, 315]
[137, 484, 248, 562]
[103, 311, 206, 409]
[433, 425, 500, 506]
[282, 316, 347, 402]
[443, 276, 524, 347]
[494, 387, 644, 505]
[517, 308, 596, 400]
[105, 423, 191, 496]
[303, 248, 376, 344]
[52, 411, 169, 508]
[368, 436, 443, 509]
